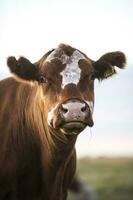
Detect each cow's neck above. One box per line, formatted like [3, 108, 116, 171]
[50, 128, 77, 163]
[45, 128, 77, 198]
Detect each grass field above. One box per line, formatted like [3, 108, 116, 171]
[68, 157, 133, 200]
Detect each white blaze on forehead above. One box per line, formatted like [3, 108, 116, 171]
[60, 50, 85, 88]
[45, 49, 86, 88]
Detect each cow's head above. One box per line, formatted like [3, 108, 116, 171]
[7, 44, 126, 135]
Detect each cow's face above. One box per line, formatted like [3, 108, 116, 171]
[37, 45, 95, 134]
[7, 44, 126, 135]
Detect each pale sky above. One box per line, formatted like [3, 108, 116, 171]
[0, 0, 133, 157]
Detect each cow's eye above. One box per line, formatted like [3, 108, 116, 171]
[38, 75, 48, 84]
[90, 72, 96, 80]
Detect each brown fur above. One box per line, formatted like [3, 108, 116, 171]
[0, 44, 126, 200]
[0, 77, 77, 200]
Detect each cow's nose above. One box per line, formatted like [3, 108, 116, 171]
[59, 100, 89, 122]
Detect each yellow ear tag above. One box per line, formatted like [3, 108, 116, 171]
[104, 66, 115, 78]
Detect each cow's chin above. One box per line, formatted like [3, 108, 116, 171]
[59, 121, 87, 135]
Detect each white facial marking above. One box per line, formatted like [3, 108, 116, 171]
[47, 104, 59, 126]
[60, 50, 85, 88]
[45, 49, 86, 88]
[85, 101, 94, 113]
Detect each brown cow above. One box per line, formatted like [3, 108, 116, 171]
[0, 44, 126, 200]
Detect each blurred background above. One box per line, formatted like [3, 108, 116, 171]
[0, 0, 133, 199]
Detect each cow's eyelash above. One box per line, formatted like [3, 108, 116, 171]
[90, 72, 96, 80]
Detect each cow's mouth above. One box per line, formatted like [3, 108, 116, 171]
[60, 121, 87, 135]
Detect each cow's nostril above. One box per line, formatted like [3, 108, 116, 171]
[60, 105, 68, 114]
[81, 105, 87, 112]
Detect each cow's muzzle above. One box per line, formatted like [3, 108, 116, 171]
[56, 99, 94, 135]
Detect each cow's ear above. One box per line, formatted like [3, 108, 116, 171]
[7, 56, 38, 81]
[93, 51, 126, 80]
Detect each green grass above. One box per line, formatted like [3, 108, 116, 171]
[68, 157, 133, 200]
